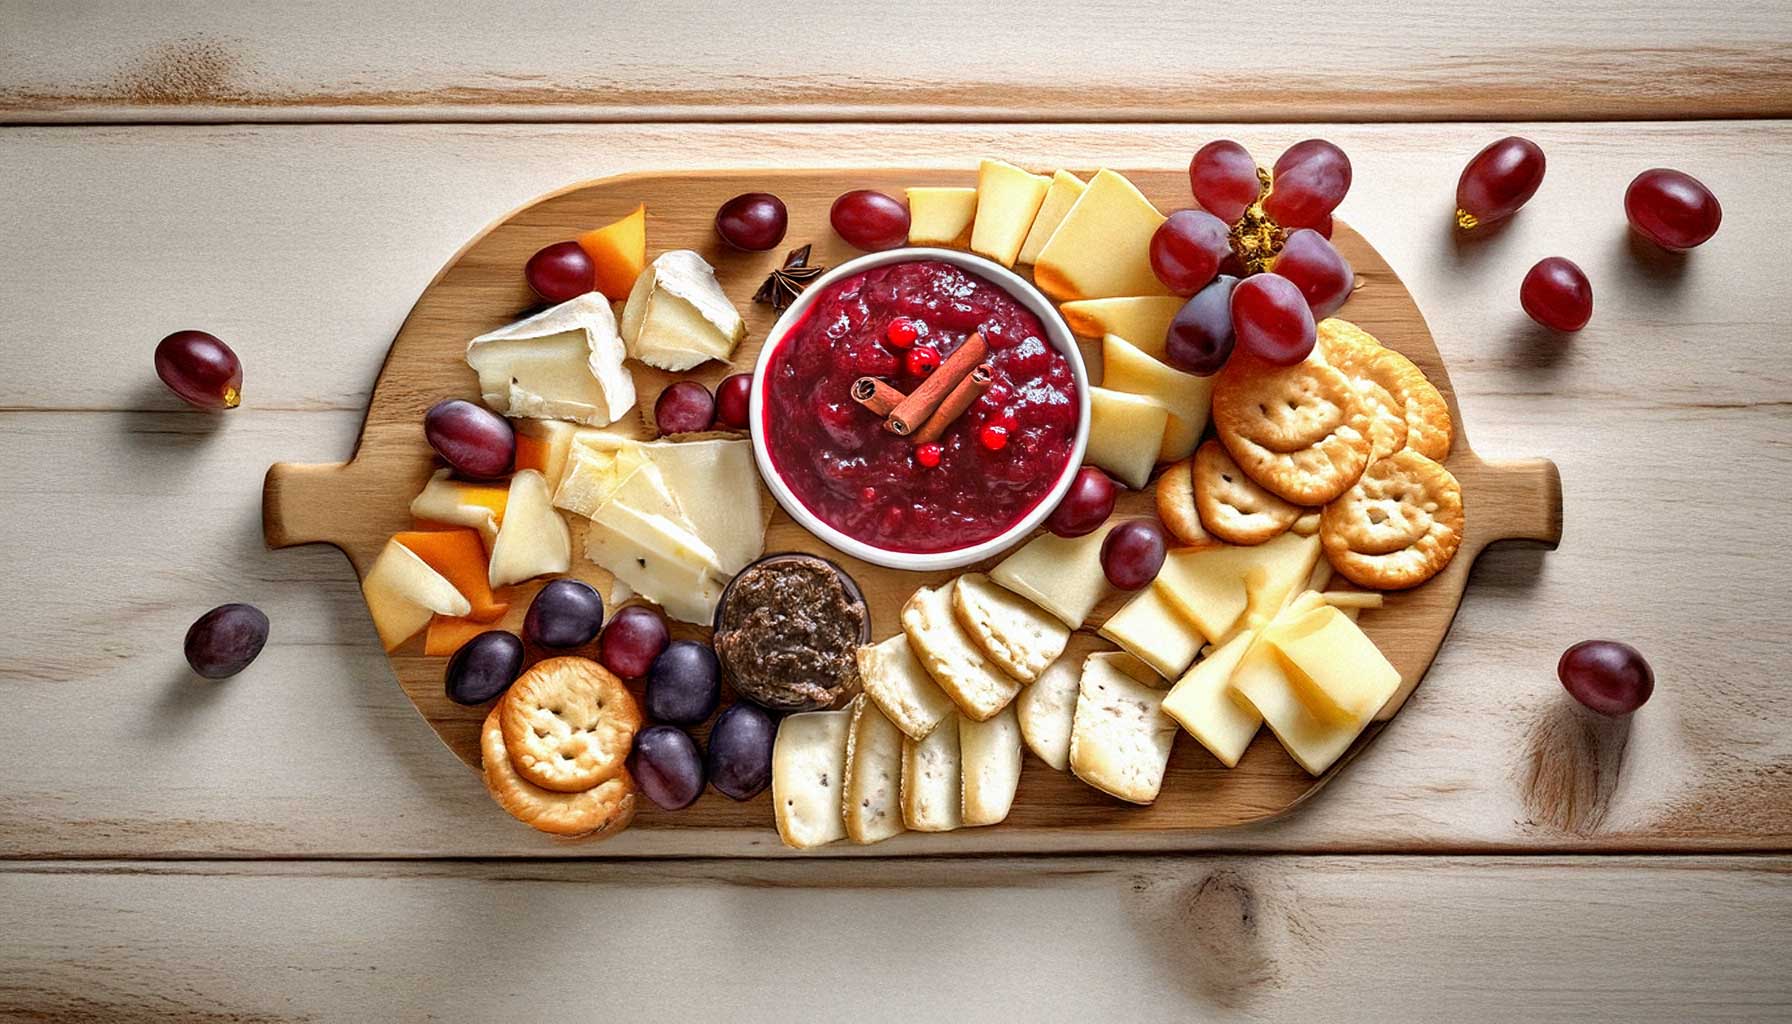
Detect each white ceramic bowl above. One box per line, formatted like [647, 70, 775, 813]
[748, 247, 1090, 572]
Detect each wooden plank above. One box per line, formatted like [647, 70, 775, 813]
[3, 1, 1790, 123]
[1, 856, 1788, 1021]
[1, 122, 1787, 856]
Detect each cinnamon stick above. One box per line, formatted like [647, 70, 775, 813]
[885, 332, 990, 436]
[912, 363, 995, 445]
[851, 377, 907, 418]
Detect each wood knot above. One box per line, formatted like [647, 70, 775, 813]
[1519, 697, 1630, 833]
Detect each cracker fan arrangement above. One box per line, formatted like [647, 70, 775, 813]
[253, 140, 1575, 850]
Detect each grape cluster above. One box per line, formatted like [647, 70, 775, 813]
[1160, 139, 1357, 373]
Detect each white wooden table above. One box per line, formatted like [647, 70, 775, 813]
[3, 3, 1790, 1019]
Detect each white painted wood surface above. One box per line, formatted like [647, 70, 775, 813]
[2, 122, 1787, 857]
[4, 0, 1790, 122]
[2, 857, 1788, 1022]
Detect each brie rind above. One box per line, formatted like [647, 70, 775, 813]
[465, 293, 635, 426]
[620, 250, 747, 372]
[584, 519, 724, 626]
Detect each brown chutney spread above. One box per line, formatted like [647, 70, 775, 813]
[713, 555, 869, 711]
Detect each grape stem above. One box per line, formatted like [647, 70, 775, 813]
[1230, 167, 1285, 274]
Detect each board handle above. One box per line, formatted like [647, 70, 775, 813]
[263, 460, 365, 553]
[1472, 456, 1563, 549]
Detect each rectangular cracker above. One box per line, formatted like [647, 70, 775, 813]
[1015, 656, 1080, 771]
[843, 695, 907, 845]
[952, 572, 1070, 684]
[1068, 653, 1178, 804]
[901, 713, 962, 832]
[855, 634, 956, 741]
[771, 710, 850, 850]
[959, 704, 1023, 827]
[902, 584, 1022, 721]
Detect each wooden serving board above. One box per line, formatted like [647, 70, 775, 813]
[263, 168, 1562, 855]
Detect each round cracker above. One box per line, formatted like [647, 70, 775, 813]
[1321, 449, 1464, 590]
[1193, 439, 1303, 545]
[1212, 355, 1373, 506]
[1356, 379, 1410, 462]
[1153, 456, 1221, 550]
[1316, 318, 1453, 462]
[482, 707, 637, 838]
[499, 656, 641, 793]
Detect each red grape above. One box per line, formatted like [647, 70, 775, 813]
[1230, 273, 1316, 365]
[424, 398, 515, 479]
[600, 605, 670, 678]
[1558, 639, 1654, 716]
[1625, 169, 1721, 251]
[1149, 209, 1232, 296]
[524, 241, 596, 303]
[1165, 274, 1238, 376]
[1263, 139, 1351, 229]
[183, 603, 269, 679]
[1272, 228, 1355, 318]
[1188, 140, 1261, 224]
[1456, 136, 1546, 230]
[714, 192, 788, 252]
[655, 381, 717, 434]
[1100, 520, 1167, 590]
[1046, 466, 1117, 537]
[1520, 257, 1593, 332]
[830, 190, 910, 251]
[715, 373, 753, 429]
[155, 330, 243, 410]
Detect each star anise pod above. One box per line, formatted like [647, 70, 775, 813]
[753, 245, 828, 311]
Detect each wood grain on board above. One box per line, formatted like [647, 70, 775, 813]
[2, 123, 1788, 858]
[3, 0, 1790, 124]
[2, 856, 1789, 1022]
[260, 166, 1559, 852]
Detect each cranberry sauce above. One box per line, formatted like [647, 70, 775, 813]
[764, 259, 1078, 553]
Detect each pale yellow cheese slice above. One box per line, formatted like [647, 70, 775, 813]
[488, 469, 571, 588]
[1160, 630, 1261, 767]
[583, 513, 724, 626]
[970, 159, 1053, 268]
[1016, 170, 1087, 266]
[843, 695, 907, 846]
[989, 520, 1120, 629]
[1058, 296, 1184, 358]
[855, 633, 956, 741]
[362, 538, 473, 651]
[772, 709, 850, 849]
[1033, 168, 1172, 301]
[1101, 333, 1212, 462]
[633, 439, 768, 575]
[901, 712, 962, 832]
[1226, 595, 1369, 776]
[906, 187, 978, 247]
[1266, 604, 1402, 723]
[959, 704, 1022, 827]
[1086, 387, 1169, 490]
[1156, 533, 1323, 644]
[1098, 584, 1204, 680]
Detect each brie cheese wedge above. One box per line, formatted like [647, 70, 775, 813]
[620, 250, 747, 371]
[465, 293, 635, 426]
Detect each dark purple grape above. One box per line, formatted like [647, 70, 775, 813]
[443, 630, 525, 705]
[1558, 640, 1654, 716]
[706, 702, 775, 800]
[424, 399, 516, 479]
[523, 579, 605, 649]
[1165, 274, 1238, 375]
[155, 330, 243, 410]
[629, 725, 706, 810]
[183, 603, 269, 679]
[715, 193, 789, 252]
[645, 640, 722, 724]
[599, 605, 670, 678]
[655, 381, 716, 434]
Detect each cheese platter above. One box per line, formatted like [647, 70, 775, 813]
[263, 159, 1563, 854]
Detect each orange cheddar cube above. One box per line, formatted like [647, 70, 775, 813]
[393, 529, 509, 623]
[577, 204, 647, 301]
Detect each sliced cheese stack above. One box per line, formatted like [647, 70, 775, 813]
[553, 433, 768, 625]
